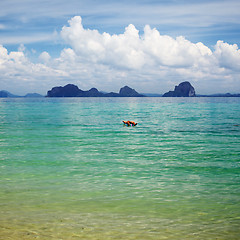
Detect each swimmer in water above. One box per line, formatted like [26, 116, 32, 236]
[123, 120, 137, 126]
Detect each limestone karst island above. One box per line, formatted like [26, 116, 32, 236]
[46, 82, 196, 98]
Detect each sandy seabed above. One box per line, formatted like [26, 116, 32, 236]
[1, 211, 239, 240]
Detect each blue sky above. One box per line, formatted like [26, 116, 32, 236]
[1, 0, 240, 95]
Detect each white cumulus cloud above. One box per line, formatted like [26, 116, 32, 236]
[0, 45, 66, 94]
[39, 51, 51, 63]
[214, 40, 240, 71]
[61, 16, 215, 70]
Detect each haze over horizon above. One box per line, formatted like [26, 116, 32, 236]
[1, 0, 240, 95]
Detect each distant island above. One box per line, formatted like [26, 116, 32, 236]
[1, 82, 240, 98]
[162, 81, 196, 97]
[162, 82, 240, 97]
[46, 84, 145, 97]
[197, 93, 240, 97]
[0, 90, 43, 98]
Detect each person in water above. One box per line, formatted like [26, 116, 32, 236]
[123, 120, 137, 126]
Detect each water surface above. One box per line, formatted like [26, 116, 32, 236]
[0, 97, 240, 239]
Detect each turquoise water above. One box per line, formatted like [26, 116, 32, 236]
[0, 97, 240, 239]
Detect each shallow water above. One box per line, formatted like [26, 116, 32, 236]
[0, 97, 240, 239]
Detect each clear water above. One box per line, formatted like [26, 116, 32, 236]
[0, 97, 240, 239]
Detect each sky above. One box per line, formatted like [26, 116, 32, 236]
[0, 0, 240, 95]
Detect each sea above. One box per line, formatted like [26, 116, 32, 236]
[0, 97, 239, 240]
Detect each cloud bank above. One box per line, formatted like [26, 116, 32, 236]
[1, 16, 240, 94]
[61, 16, 214, 69]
